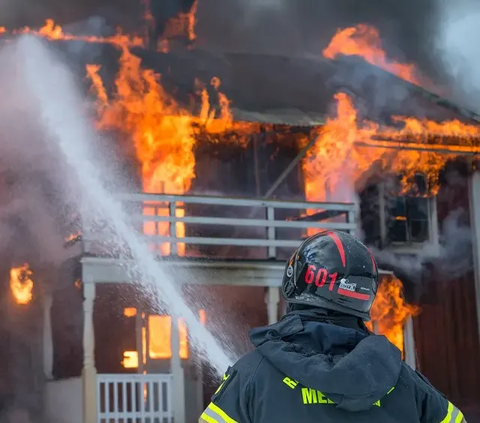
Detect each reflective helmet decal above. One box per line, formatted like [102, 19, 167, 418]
[325, 231, 346, 267]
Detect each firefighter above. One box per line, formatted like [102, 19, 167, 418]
[199, 230, 466, 423]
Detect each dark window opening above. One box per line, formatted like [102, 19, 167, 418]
[386, 196, 429, 243]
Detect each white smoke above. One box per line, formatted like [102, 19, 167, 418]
[371, 208, 472, 286]
[435, 0, 480, 112]
[0, 41, 85, 266]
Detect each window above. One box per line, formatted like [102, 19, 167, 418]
[386, 196, 430, 243]
[121, 308, 207, 368]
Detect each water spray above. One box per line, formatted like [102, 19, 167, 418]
[17, 34, 233, 374]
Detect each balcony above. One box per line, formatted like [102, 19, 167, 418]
[74, 193, 368, 287]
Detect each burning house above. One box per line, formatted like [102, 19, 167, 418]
[0, 13, 479, 423]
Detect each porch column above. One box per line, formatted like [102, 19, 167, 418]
[43, 290, 54, 380]
[266, 287, 280, 324]
[82, 282, 97, 423]
[171, 318, 185, 422]
[469, 171, 480, 335]
[403, 316, 416, 370]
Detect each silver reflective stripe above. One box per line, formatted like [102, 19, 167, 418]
[202, 405, 227, 423]
[451, 406, 465, 423]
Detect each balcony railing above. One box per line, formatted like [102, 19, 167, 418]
[78, 193, 357, 260]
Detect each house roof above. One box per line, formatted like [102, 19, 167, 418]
[45, 38, 480, 128]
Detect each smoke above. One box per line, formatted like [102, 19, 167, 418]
[196, 0, 438, 61]
[434, 0, 480, 113]
[0, 41, 88, 267]
[371, 208, 473, 299]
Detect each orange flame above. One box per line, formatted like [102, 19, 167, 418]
[87, 47, 257, 255]
[10, 264, 34, 305]
[65, 231, 82, 243]
[122, 308, 208, 366]
[323, 24, 421, 85]
[303, 92, 480, 205]
[121, 351, 139, 368]
[2, 19, 144, 48]
[367, 276, 419, 353]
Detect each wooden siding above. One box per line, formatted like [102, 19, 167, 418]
[414, 162, 480, 409]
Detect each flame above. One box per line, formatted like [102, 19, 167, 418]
[122, 351, 139, 368]
[141, 325, 147, 365]
[199, 308, 207, 325]
[123, 308, 206, 366]
[88, 47, 257, 255]
[367, 276, 419, 353]
[10, 264, 34, 305]
[323, 25, 424, 85]
[124, 307, 137, 317]
[65, 231, 82, 243]
[303, 92, 480, 206]
[147, 315, 189, 359]
[1, 19, 144, 48]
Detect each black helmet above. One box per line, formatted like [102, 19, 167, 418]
[282, 230, 378, 321]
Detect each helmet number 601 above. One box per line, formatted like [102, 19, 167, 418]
[305, 264, 338, 291]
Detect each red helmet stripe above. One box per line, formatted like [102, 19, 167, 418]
[338, 288, 370, 301]
[367, 249, 376, 272]
[326, 231, 346, 267]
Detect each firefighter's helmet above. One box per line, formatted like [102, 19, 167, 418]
[282, 230, 378, 321]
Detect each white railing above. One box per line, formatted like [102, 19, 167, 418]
[79, 193, 357, 259]
[97, 374, 173, 423]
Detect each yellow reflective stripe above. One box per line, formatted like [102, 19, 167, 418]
[440, 402, 464, 423]
[206, 403, 238, 423]
[455, 410, 465, 423]
[214, 374, 230, 394]
[440, 402, 454, 423]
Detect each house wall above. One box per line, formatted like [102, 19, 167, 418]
[44, 378, 82, 423]
[0, 263, 47, 423]
[413, 162, 480, 410]
[413, 272, 480, 406]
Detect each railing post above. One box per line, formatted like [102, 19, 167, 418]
[378, 183, 387, 247]
[347, 209, 356, 235]
[82, 282, 97, 423]
[428, 196, 440, 255]
[469, 171, 480, 338]
[43, 288, 54, 380]
[265, 286, 280, 324]
[169, 201, 178, 256]
[267, 207, 276, 259]
[171, 318, 185, 422]
[403, 315, 416, 370]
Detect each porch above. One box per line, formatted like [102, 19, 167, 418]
[47, 192, 415, 423]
